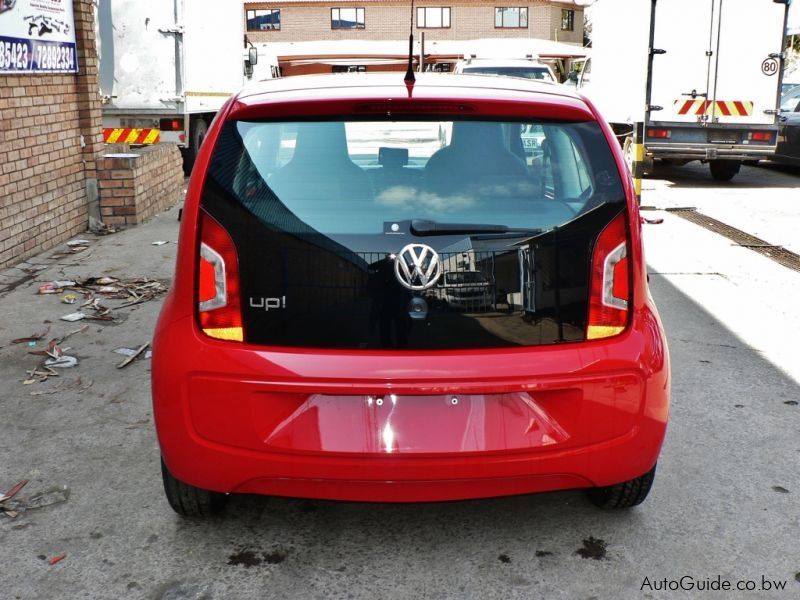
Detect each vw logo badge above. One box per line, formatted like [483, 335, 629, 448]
[394, 244, 442, 291]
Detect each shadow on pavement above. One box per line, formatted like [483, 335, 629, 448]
[647, 160, 800, 190]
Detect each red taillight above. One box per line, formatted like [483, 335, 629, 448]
[648, 128, 671, 139]
[159, 118, 184, 132]
[198, 210, 243, 342]
[748, 131, 772, 142]
[587, 213, 630, 340]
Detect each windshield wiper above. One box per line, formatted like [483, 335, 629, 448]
[410, 219, 543, 236]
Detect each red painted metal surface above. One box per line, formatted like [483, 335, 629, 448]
[152, 74, 670, 502]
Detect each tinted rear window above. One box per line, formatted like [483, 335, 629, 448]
[201, 117, 625, 349]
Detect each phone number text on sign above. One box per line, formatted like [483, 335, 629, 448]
[0, 36, 78, 73]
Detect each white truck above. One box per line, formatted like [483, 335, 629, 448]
[577, 0, 791, 181]
[96, 0, 277, 170]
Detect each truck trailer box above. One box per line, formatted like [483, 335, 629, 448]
[97, 0, 266, 169]
[579, 0, 790, 181]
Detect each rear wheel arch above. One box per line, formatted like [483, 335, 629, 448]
[587, 464, 657, 509]
[161, 457, 227, 517]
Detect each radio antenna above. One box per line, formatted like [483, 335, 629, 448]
[404, 0, 415, 84]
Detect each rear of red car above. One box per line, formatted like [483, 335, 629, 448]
[152, 74, 669, 516]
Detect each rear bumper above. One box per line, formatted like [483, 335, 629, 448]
[152, 309, 670, 502]
[644, 122, 778, 161]
[647, 143, 776, 161]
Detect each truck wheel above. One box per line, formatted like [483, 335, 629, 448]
[586, 464, 656, 509]
[709, 159, 740, 181]
[183, 117, 208, 174]
[161, 458, 227, 517]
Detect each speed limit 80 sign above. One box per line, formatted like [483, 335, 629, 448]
[761, 57, 779, 76]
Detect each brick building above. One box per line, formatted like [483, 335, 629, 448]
[0, 0, 103, 270]
[0, 0, 184, 272]
[244, 0, 585, 45]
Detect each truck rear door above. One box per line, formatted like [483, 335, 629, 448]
[649, 0, 717, 124]
[650, 0, 787, 127]
[708, 0, 786, 126]
[97, 0, 180, 112]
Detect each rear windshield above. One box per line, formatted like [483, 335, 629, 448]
[201, 117, 625, 349]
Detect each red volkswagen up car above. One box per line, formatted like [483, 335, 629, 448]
[152, 73, 670, 516]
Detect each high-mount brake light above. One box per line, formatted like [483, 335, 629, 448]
[354, 101, 476, 115]
[197, 210, 243, 342]
[587, 212, 630, 340]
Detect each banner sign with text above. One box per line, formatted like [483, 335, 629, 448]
[0, 0, 78, 74]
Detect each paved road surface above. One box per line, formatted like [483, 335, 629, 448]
[0, 163, 798, 599]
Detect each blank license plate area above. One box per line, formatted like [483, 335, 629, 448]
[708, 130, 741, 144]
[256, 392, 570, 454]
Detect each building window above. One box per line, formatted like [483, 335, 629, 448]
[246, 9, 281, 31]
[495, 7, 528, 29]
[417, 7, 451, 29]
[561, 9, 575, 31]
[331, 7, 365, 29]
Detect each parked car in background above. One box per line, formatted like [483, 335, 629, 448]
[152, 72, 670, 517]
[780, 69, 799, 96]
[434, 271, 493, 311]
[773, 85, 800, 165]
[454, 56, 556, 82]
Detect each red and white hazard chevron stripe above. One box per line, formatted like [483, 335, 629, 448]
[103, 128, 161, 144]
[674, 99, 753, 116]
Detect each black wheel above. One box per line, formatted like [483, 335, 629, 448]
[587, 464, 656, 509]
[709, 159, 741, 181]
[182, 117, 208, 174]
[161, 458, 227, 517]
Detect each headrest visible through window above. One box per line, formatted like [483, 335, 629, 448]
[378, 147, 409, 169]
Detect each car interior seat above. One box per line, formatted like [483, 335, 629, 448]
[267, 122, 373, 202]
[424, 121, 529, 194]
[370, 147, 423, 193]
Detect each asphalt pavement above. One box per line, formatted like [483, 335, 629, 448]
[0, 164, 798, 599]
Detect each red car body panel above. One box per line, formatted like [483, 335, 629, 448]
[152, 74, 670, 503]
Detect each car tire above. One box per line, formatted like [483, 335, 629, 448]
[586, 464, 656, 509]
[183, 117, 209, 175]
[709, 159, 741, 181]
[161, 458, 227, 517]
